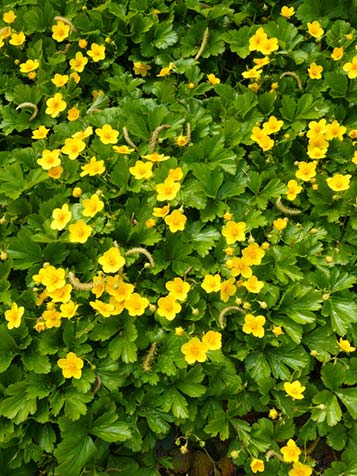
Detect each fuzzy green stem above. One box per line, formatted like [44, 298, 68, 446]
[125, 247, 155, 268]
[280, 71, 303, 90]
[194, 27, 209, 61]
[276, 197, 302, 215]
[149, 124, 171, 153]
[16, 102, 38, 121]
[123, 126, 139, 152]
[218, 305, 245, 328]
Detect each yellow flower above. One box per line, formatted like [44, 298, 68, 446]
[242, 243, 265, 265]
[67, 107, 80, 121]
[32, 125, 49, 139]
[272, 325, 284, 336]
[259, 36, 279, 55]
[273, 218, 288, 231]
[168, 167, 183, 181]
[3, 10, 16, 24]
[52, 21, 70, 42]
[129, 160, 153, 180]
[250, 458, 265, 473]
[175, 326, 184, 336]
[331, 47, 344, 61]
[153, 204, 170, 218]
[72, 126, 93, 139]
[45, 93, 67, 118]
[281, 439, 301, 463]
[295, 161, 317, 181]
[175, 135, 188, 146]
[133, 61, 151, 76]
[98, 247, 125, 274]
[37, 149, 61, 170]
[284, 380, 306, 400]
[82, 194, 104, 217]
[326, 174, 351, 192]
[165, 277, 191, 301]
[68, 220, 93, 243]
[269, 408, 279, 419]
[207, 73, 220, 85]
[156, 179, 180, 201]
[113, 145, 135, 154]
[42, 308, 62, 328]
[142, 152, 170, 162]
[325, 120, 346, 141]
[57, 352, 84, 379]
[220, 277, 236, 302]
[78, 39, 88, 48]
[222, 221, 246, 244]
[9, 31, 26, 46]
[95, 124, 119, 144]
[338, 338, 356, 353]
[80, 157, 105, 177]
[62, 137, 86, 160]
[307, 146, 328, 160]
[288, 462, 313, 476]
[243, 313, 265, 338]
[253, 56, 270, 68]
[48, 284, 72, 303]
[262, 115, 284, 134]
[308, 63, 323, 79]
[146, 218, 156, 228]
[5, 302, 24, 329]
[90, 300, 115, 317]
[280, 6, 295, 18]
[242, 66, 262, 80]
[19, 59, 39, 73]
[343, 56, 357, 79]
[40, 265, 66, 292]
[87, 43, 105, 62]
[69, 71, 81, 83]
[307, 20, 324, 40]
[164, 209, 187, 233]
[60, 300, 78, 319]
[226, 257, 252, 278]
[69, 51, 88, 72]
[157, 62, 175, 77]
[157, 294, 182, 320]
[50, 204, 72, 230]
[242, 275, 264, 293]
[202, 330, 222, 350]
[51, 73, 69, 87]
[258, 134, 275, 151]
[201, 274, 221, 293]
[286, 179, 303, 201]
[181, 337, 209, 364]
[72, 186, 82, 198]
[48, 165, 63, 179]
[124, 293, 149, 316]
[249, 27, 268, 52]
[105, 276, 133, 300]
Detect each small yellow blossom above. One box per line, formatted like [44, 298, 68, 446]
[250, 458, 265, 473]
[157, 294, 182, 320]
[60, 300, 78, 319]
[82, 194, 104, 218]
[164, 209, 187, 233]
[286, 179, 303, 201]
[129, 160, 153, 180]
[50, 204, 72, 230]
[202, 330, 222, 350]
[133, 61, 151, 76]
[331, 47, 344, 61]
[87, 43, 105, 62]
[78, 38, 88, 49]
[67, 107, 80, 121]
[5, 302, 24, 329]
[90, 300, 115, 317]
[249, 27, 268, 52]
[260, 36, 279, 55]
[226, 257, 252, 278]
[273, 218, 288, 231]
[175, 135, 188, 147]
[69, 51, 88, 72]
[325, 120, 346, 140]
[45, 93, 67, 118]
[181, 337, 209, 364]
[308, 63, 323, 79]
[262, 115, 284, 134]
[284, 380, 306, 400]
[142, 151, 170, 162]
[243, 314, 265, 338]
[68, 220, 93, 243]
[32, 125, 49, 140]
[222, 221, 246, 244]
[295, 161, 317, 181]
[70, 71, 81, 83]
[62, 137, 86, 160]
[338, 338, 356, 353]
[124, 293, 149, 316]
[146, 218, 156, 228]
[37, 149, 61, 170]
[242, 275, 265, 293]
[166, 277, 191, 301]
[272, 325, 284, 336]
[156, 179, 180, 201]
[220, 278, 236, 302]
[95, 124, 119, 144]
[51, 73, 69, 87]
[19, 59, 39, 73]
[269, 408, 279, 419]
[72, 187, 82, 197]
[307, 20, 324, 40]
[157, 62, 175, 77]
[201, 274, 221, 293]
[52, 21, 70, 42]
[113, 145, 135, 154]
[3, 10, 16, 24]
[153, 205, 170, 218]
[80, 157, 105, 177]
[242, 66, 262, 80]
[98, 247, 125, 274]
[207, 73, 220, 85]
[242, 243, 265, 265]
[280, 6, 295, 18]
[9, 31, 26, 46]
[48, 284, 72, 303]
[326, 174, 351, 192]
[343, 56, 357, 79]
[288, 462, 313, 476]
[281, 439, 301, 463]
[57, 352, 83, 379]
[352, 151, 357, 164]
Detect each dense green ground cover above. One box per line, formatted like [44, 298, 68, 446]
[1, 0, 357, 474]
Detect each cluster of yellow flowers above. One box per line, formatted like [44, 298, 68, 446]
[251, 115, 284, 151]
[157, 277, 190, 321]
[181, 331, 222, 364]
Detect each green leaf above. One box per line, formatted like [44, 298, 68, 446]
[7, 229, 42, 270]
[321, 362, 347, 390]
[64, 389, 92, 421]
[90, 407, 132, 442]
[326, 423, 347, 451]
[175, 366, 206, 397]
[221, 27, 251, 58]
[22, 352, 51, 374]
[312, 390, 342, 426]
[234, 91, 259, 120]
[162, 388, 189, 419]
[108, 335, 137, 363]
[245, 352, 271, 385]
[0, 382, 37, 424]
[335, 388, 357, 419]
[324, 296, 357, 335]
[278, 284, 321, 324]
[189, 223, 221, 257]
[325, 72, 348, 98]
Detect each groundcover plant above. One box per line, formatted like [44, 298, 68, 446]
[1, 0, 357, 474]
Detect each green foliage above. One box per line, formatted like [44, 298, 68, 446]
[1, 0, 357, 475]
